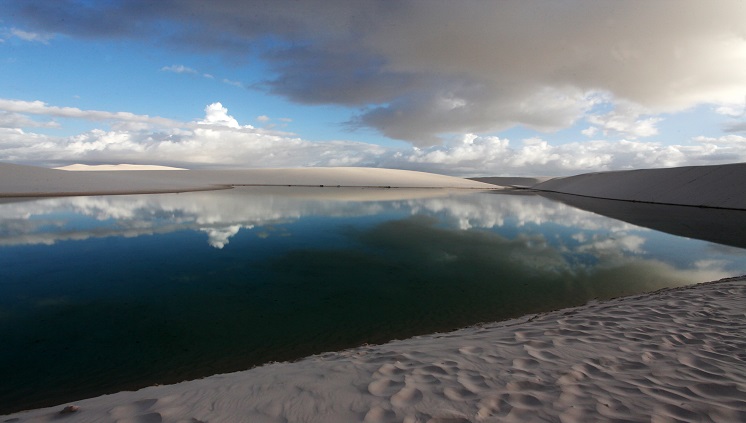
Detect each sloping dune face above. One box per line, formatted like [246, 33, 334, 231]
[0, 164, 498, 197]
[534, 163, 746, 210]
[55, 164, 187, 171]
[0, 163, 213, 196]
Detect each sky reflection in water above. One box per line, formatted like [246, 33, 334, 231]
[1, 187, 745, 413]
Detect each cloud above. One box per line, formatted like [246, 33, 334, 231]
[8, 27, 53, 43]
[160, 64, 198, 74]
[0, 99, 385, 169]
[719, 98, 746, 132]
[7, 1, 746, 145]
[222, 78, 243, 88]
[716, 102, 745, 118]
[0, 111, 58, 129]
[725, 121, 746, 133]
[0, 185, 691, 259]
[160, 64, 244, 87]
[693, 135, 746, 145]
[199, 102, 242, 129]
[0, 99, 182, 128]
[585, 102, 662, 139]
[387, 134, 746, 176]
[200, 225, 246, 249]
[0, 180, 740, 293]
[3, 100, 746, 175]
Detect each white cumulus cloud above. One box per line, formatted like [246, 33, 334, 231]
[586, 102, 662, 139]
[199, 103, 242, 129]
[2, 99, 746, 176]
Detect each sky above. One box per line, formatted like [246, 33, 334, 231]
[1, 0, 745, 176]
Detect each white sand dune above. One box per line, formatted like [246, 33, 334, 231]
[0, 163, 217, 196]
[55, 164, 187, 171]
[533, 162, 746, 210]
[470, 176, 553, 188]
[0, 163, 498, 197]
[3, 276, 745, 422]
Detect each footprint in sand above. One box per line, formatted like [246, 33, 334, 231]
[364, 405, 397, 422]
[476, 396, 512, 420]
[376, 362, 407, 377]
[391, 386, 423, 408]
[368, 378, 406, 397]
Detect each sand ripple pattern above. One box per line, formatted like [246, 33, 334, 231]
[4, 278, 746, 422]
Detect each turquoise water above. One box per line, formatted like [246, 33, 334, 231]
[1, 187, 745, 413]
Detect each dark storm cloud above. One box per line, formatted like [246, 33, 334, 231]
[260, 45, 416, 106]
[6, 0, 746, 145]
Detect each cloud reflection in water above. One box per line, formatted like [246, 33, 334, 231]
[1, 186, 743, 285]
[1, 187, 746, 412]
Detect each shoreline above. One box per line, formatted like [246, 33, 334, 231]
[3, 275, 745, 422]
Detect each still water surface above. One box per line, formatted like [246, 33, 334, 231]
[1, 187, 745, 412]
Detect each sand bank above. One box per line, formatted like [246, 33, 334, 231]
[532, 162, 746, 210]
[0, 163, 498, 197]
[54, 164, 187, 171]
[469, 176, 553, 188]
[3, 276, 744, 422]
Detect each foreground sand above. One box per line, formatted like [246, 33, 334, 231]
[4, 276, 745, 423]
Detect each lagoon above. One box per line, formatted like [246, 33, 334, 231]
[1, 187, 745, 413]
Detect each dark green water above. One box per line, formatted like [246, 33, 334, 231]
[1, 187, 745, 413]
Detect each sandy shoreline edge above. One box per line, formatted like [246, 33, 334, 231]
[3, 276, 745, 422]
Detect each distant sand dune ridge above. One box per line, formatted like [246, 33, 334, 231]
[532, 162, 746, 210]
[0, 163, 499, 197]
